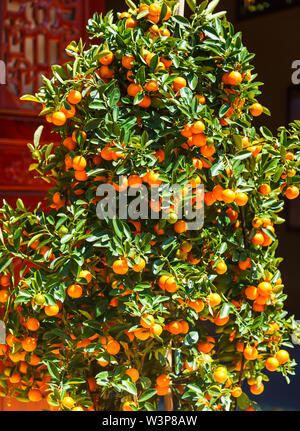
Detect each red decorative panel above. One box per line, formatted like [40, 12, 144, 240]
[0, 0, 89, 111]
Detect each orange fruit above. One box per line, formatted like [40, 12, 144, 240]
[138, 95, 151, 108]
[257, 281, 272, 297]
[214, 313, 229, 326]
[67, 90, 82, 105]
[174, 220, 187, 234]
[245, 285, 258, 300]
[45, 304, 60, 316]
[22, 337, 37, 352]
[126, 17, 138, 28]
[173, 77, 187, 92]
[0, 290, 9, 303]
[125, 368, 139, 382]
[234, 192, 248, 206]
[28, 389, 42, 402]
[258, 184, 271, 195]
[62, 396, 75, 409]
[122, 55, 135, 69]
[145, 80, 159, 92]
[250, 103, 263, 117]
[191, 133, 206, 147]
[221, 189, 236, 203]
[276, 349, 289, 364]
[231, 386, 242, 398]
[151, 323, 163, 337]
[251, 232, 264, 245]
[99, 51, 114, 65]
[197, 336, 215, 354]
[250, 383, 264, 395]
[79, 270, 92, 283]
[191, 120, 205, 134]
[156, 374, 170, 387]
[127, 83, 143, 97]
[99, 65, 114, 79]
[113, 258, 129, 274]
[243, 345, 258, 360]
[285, 185, 299, 200]
[207, 293, 222, 308]
[26, 318, 40, 332]
[156, 385, 169, 395]
[132, 257, 146, 272]
[72, 156, 87, 171]
[67, 284, 83, 298]
[122, 401, 137, 411]
[52, 111, 66, 126]
[214, 366, 227, 384]
[265, 357, 279, 371]
[188, 299, 204, 313]
[140, 314, 155, 329]
[227, 71, 242, 86]
[134, 328, 150, 340]
[106, 339, 120, 355]
[167, 321, 182, 335]
[214, 260, 227, 275]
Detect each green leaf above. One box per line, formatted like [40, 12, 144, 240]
[183, 331, 199, 346]
[139, 389, 157, 402]
[219, 303, 231, 319]
[33, 125, 44, 148]
[237, 392, 251, 410]
[186, 0, 197, 12]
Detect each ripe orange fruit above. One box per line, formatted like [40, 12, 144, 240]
[99, 51, 114, 65]
[22, 337, 37, 352]
[221, 189, 236, 203]
[243, 345, 258, 360]
[250, 383, 264, 395]
[214, 313, 229, 326]
[167, 321, 182, 335]
[257, 281, 272, 297]
[126, 17, 138, 28]
[174, 220, 187, 234]
[138, 95, 151, 108]
[75, 170, 88, 181]
[79, 270, 92, 283]
[156, 385, 169, 395]
[127, 83, 143, 97]
[285, 185, 299, 200]
[258, 184, 271, 195]
[191, 120, 205, 134]
[196, 94, 206, 104]
[26, 318, 40, 332]
[67, 90, 82, 105]
[156, 374, 170, 387]
[265, 357, 279, 371]
[151, 323, 163, 337]
[140, 314, 155, 329]
[52, 111, 66, 126]
[106, 339, 120, 355]
[62, 396, 75, 409]
[0, 274, 10, 287]
[72, 130, 86, 143]
[72, 156, 87, 171]
[45, 304, 60, 316]
[9, 372, 21, 384]
[173, 77, 187, 92]
[234, 192, 248, 206]
[113, 258, 129, 274]
[67, 284, 83, 298]
[188, 299, 204, 313]
[125, 368, 139, 383]
[191, 133, 206, 148]
[122, 55, 135, 69]
[0, 290, 9, 303]
[132, 257, 146, 272]
[276, 349, 289, 364]
[214, 260, 227, 275]
[164, 276, 178, 293]
[238, 257, 251, 270]
[134, 328, 150, 340]
[28, 389, 42, 402]
[207, 293, 222, 308]
[231, 386, 242, 398]
[122, 401, 137, 411]
[227, 71, 242, 86]
[250, 103, 263, 117]
[245, 285, 258, 300]
[197, 336, 215, 354]
[251, 232, 264, 245]
[145, 80, 159, 92]
[214, 366, 227, 384]
[99, 65, 114, 79]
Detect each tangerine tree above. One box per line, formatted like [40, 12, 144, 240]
[0, 0, 300, 412]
